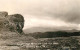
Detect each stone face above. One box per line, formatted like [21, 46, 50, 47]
[0, 12, 24, 34]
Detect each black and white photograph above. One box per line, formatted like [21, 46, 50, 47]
[0, 0, 80, 50]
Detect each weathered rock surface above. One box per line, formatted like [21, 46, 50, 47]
[7, 14, 24, 34]
[0, 12, 24, 34]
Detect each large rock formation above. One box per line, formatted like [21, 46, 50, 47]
[0, 12, 24, 34]
[7, 14, 24, 34]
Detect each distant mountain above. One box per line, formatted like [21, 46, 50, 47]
[23, 27, 59, 33]
[23, 27, 79, 33]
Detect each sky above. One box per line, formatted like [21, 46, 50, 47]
[0, 0, 80, 30]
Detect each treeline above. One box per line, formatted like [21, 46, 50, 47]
[28, 31, 80, 38]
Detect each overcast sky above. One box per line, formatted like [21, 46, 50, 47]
[0, 0, 80, 30]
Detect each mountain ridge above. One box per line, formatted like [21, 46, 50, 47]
[24, 27, 80, 33]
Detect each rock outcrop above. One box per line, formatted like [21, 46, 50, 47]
[0, 12, 24, 34]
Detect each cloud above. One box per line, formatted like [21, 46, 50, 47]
[0, 0, 80, 30]
[23, 15, 78, 30]
[9, 0, 80, 24]
[0, 0, 80, 24]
